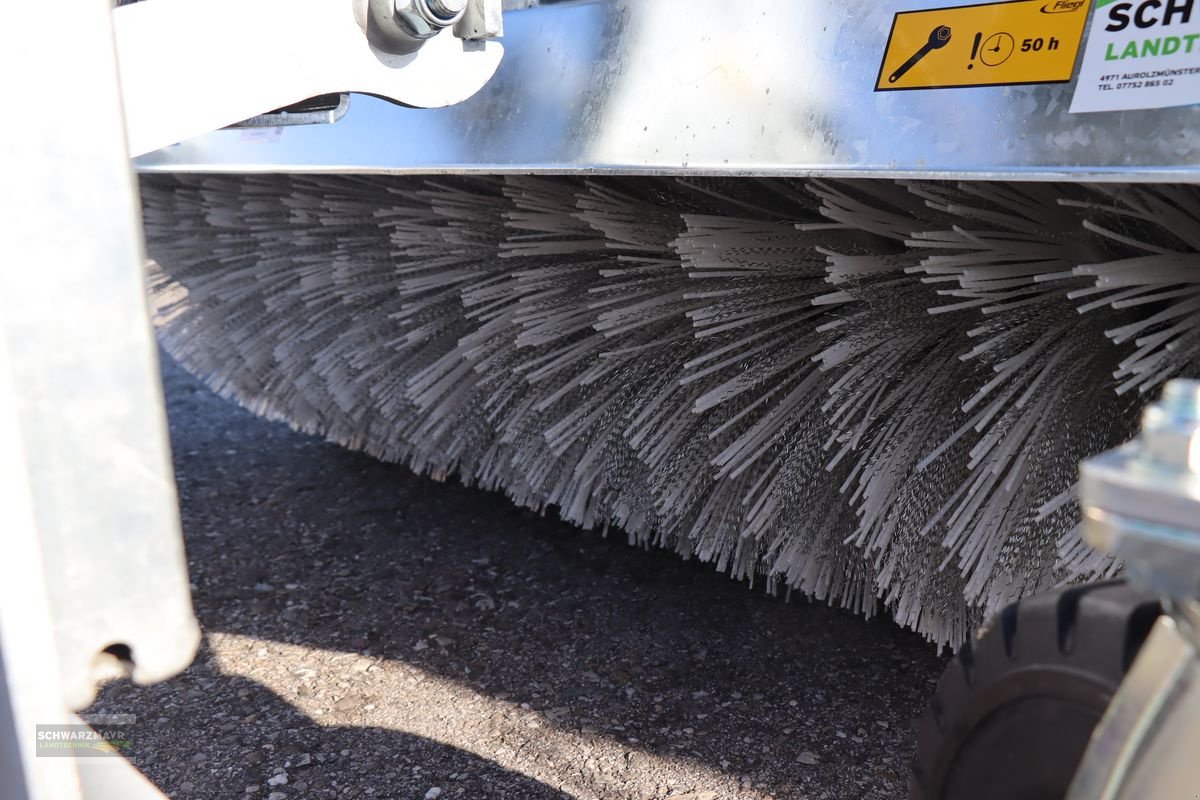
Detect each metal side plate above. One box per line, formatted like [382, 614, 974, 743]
[138, 0, 1200, 181]
[5, 0, 200, 718]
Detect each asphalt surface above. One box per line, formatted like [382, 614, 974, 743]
[87, 354, 949, 800]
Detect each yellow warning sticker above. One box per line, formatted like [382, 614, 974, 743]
[876, 0, 1090, 91]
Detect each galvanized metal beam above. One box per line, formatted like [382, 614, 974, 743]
[137, 0, 1200, 181]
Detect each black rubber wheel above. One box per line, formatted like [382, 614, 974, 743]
[910, 580, 1162, 800]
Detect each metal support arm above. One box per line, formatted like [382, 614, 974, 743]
[114, 0, 504, 157]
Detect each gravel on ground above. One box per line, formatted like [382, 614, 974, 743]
[86, 354, 948, 799]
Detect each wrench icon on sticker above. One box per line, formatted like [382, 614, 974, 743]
[889, 25, 952, 83]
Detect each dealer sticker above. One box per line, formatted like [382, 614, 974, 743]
[1071, 0, 1200, 111]
[876, 0, 1090, 91]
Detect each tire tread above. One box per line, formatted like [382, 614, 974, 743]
[909, 580, 1160, 800]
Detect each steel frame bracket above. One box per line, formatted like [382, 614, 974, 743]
[115, 0, 504, 157]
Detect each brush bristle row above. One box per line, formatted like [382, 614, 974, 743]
[142, 174, 1197, 645]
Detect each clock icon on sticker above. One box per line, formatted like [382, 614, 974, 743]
[980, 32, 1015, 66]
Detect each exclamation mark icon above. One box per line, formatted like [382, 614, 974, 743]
[968, 32, 982, 69]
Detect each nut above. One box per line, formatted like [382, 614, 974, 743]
[366, 0, 467, 54]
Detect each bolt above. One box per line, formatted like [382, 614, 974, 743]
[393, 0, 467, 35]
[1140, 380, 1200, 471]
[425, 0, 469, 21]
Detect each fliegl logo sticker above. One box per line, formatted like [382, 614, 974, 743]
[1071, 0, 1200, 111]
[1046, 0, 1094, 12]
[1043, 1, 1089, 12]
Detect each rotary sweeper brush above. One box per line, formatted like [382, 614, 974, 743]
[141, 173, 1200, 645]
[115, 0, 1200, 653]
[126, 0, 1200, 652]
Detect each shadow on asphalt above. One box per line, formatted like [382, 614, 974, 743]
[89, 354, 947, 799]
[94, 641, 569, 799]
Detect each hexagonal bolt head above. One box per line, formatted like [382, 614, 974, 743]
[1141, 380, 1200, 471]
[366, 0, 467, 54]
